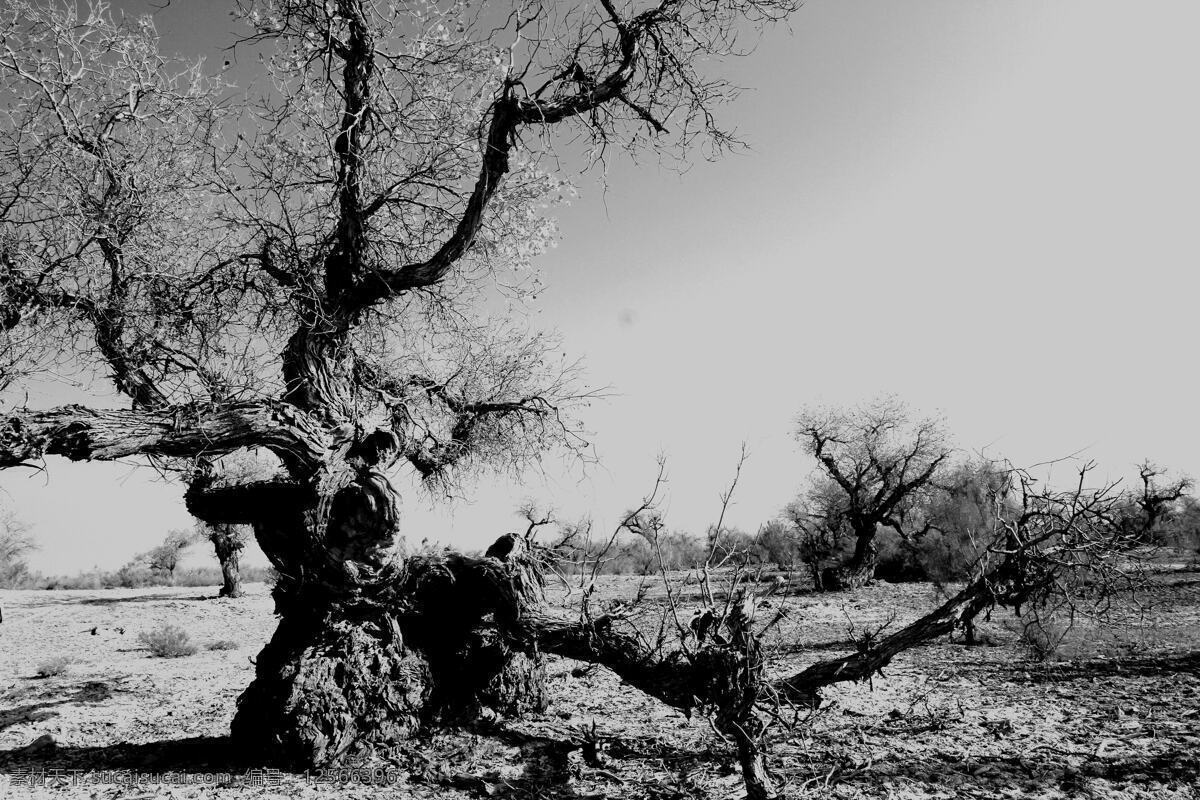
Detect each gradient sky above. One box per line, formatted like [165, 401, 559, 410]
[3, 0, 1198, 574]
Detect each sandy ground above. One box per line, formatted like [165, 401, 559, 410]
[1, 574, 1198, 799]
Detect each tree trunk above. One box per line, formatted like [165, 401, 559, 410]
[962, 617, 977, 646]
[219, 548, 242, 598]
[713, 592, 778, 800]
[807, 560, 824, 592]
[731, 723, 778, 800]
[225, 471, 547, 769]
[209, 524, 245, 599]
[823, 526, 877, 591]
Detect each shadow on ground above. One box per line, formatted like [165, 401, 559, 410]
[811, 747, 1200, 797]
[0, 681, 113, 734]
[0, 735, 235, 773]
[0, 720, 709, 799]
[14, 592, 216, 608]
[1010, 651, 1200, 682]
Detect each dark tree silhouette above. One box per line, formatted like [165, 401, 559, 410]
[1118, 460, 1193, 543]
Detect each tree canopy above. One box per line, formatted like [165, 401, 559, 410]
[0, 0, 796, 490]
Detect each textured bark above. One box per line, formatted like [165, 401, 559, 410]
[232, 602, 430, 768]
[219, 551, 242, 598]
[0, 403, 327, 472]
[515, 594, 778, 797]
[710, 596, 778, 800]
[522, 557, 1031, 749]
[821, 524, 878, 591]
[209, 525, 246, 599]
[229, 490, 548, 769]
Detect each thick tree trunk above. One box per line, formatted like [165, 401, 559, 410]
[822, 526, 877, 591]
[225, 470, 547, 769]
[232, 564, 548, 767]
[231, 598, 431, 767]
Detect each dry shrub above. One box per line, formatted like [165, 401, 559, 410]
[1018, 615, 1070, 662]
[1012, 606, 1080, 662]
[138, 624, 198, 658]
[33, 656, 71, 678]
[207, 639, 239, 651]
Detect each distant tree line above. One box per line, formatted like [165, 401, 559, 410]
[555, 398, 1200, 587]
[0, 514, 269, 592]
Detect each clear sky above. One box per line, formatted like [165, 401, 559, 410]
[3, 0, 1198, 574]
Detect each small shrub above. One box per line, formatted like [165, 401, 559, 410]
[207, 639, 239, 651]
[1017, 614, 1071, 662]
[138, 624, 198, 658]
[33, 656, 72, 678]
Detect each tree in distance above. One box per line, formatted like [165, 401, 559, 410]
[790, 397, 952, 590]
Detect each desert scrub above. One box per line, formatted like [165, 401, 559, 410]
[33, 656, 72, 678]
[207, 639, 239, 651]
[1016, 612, 1072, 662]
[138, 624, 198, 658]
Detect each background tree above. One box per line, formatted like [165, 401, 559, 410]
[792, 397, 952, 589]
[914, 457, 1015, 584]
[0, 0, 798, 771]
[784, 475, 853, 589]
[706, 523, 760, 568]
[754, 519, 801, 571]
[191, 451, 277, 598]
[144, 528, 196, 583]
[202, 523, 250, 598]
[1159, 494, 1200, 554]
[0, 504, 36, 589]
[1116, 460, 1193, 544]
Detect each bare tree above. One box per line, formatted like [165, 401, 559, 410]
[145, 528, 196, 582]
[1117, 460, 1193, 543]
[792, 397, 952, 589]
[0, 0, 799, 771]
[0, 504, 36, 590]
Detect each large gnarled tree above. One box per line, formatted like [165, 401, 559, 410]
[0, 0, 798, 773]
